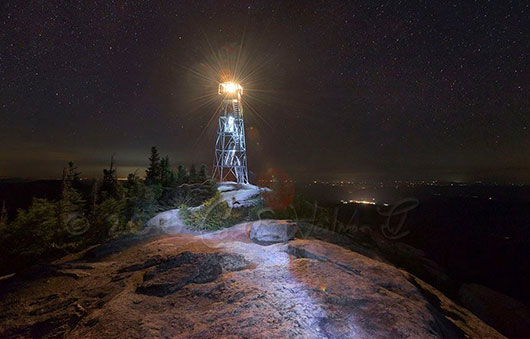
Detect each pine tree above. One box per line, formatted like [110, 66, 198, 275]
[198, 164, 208, 182]
[189, 164, 197, 183]
[123, 172, 159, 224]
[160, 156, 173, 187]
[88, 179, 99, 217]
[102, 154, 119, 198]
[66, 161, 81, 183]
[176, 164, 189, 185]
[145, 146, 161, 185]
[57, 167, 67, 232]
[58, 166, 86, 240]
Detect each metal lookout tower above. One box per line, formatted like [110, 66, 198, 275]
[212, 82, 249, 184]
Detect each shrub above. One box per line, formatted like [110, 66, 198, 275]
[9, 198, 59, 257]
[162, 179, 217, 208]
[256, 193, 336, 229]
[248, 201, 274, 220]
[0, 198, 67, 274]
[123, 173, 160, 224]
[179, 192, 243, 230]
[88, 197, 126, 241]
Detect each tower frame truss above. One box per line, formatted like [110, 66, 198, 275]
[212, 83, 249, 184]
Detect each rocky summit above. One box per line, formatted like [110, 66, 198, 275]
[0, 222, 503, 338]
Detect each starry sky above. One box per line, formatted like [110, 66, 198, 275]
[1, 1, 529, 183]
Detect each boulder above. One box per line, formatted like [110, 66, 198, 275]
[459, 283, 530, 338]
[249, 219, 297, 244]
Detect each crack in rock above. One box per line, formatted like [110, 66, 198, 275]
[287, 245, 362, 276]
[136, 252, 251, 297]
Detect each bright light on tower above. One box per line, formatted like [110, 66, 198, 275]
[218, 81, 243, 96]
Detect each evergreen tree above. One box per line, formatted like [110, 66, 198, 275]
[9, 198, 58, 257]
[176, 164, 189, 185]
[145, 146, 161, 185]
[58, 166, 86, 240]
[66, 161, 81, 183]
[102, 154, 119, 198]
[123, 172, 159, 224]
[88, 179, 99, 218]
[160, 156, 173, 187]
[198, 164, 208, 182]
[189, 164, 197, 183]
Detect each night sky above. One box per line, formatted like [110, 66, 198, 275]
[1, 1, 529, 183]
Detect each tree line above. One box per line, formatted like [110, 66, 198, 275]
[0, 147, 216, 275]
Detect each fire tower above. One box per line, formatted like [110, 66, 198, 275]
[212, 82, 249, 184]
